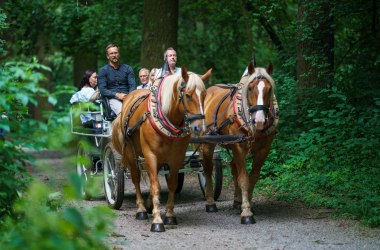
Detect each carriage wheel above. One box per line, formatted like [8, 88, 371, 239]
[163, 164, 185, 194]
[76, 142, 91, 198]
[198, 152, 223, 201]
[103, 142, 124, 209]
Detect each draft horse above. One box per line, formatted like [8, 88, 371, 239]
[201, 61, 279, 224]
[112, 66, 211, 232]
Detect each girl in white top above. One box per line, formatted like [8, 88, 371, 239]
[70, 69, 99, 103]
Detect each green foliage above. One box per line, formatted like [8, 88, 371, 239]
[260, 88, 380, 227]
[0, 178, 114, 250]
[0, 9, 7, 56]
[0, 60, 56, 218]
[0, 59, 115, 247]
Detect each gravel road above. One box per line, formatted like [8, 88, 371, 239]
[32, 151, 380, 250]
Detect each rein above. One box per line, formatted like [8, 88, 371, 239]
[206, 84, 238, 134]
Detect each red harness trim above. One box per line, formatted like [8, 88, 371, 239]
[147, 77, 185, 140]
[232, 92, 242, 127]
[156, 78, 182, 134]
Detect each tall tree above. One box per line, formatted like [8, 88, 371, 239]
[72, 1, 98, 88]
[296, 0, 334, 101]
[140, 0, 179, 69]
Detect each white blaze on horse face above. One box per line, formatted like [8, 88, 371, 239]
[255, 81, 266, 130]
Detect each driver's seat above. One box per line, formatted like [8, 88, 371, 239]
[101, 97, 117, 121]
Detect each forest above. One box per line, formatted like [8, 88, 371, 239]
[0, 0, 379, 247]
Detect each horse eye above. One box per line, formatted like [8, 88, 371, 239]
[185, 93, 191, 98]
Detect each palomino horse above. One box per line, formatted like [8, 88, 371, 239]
[112, 66, 211, 232]
[201, 61, 279, 224]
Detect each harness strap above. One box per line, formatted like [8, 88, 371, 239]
[126, 112, 150, 136]
[208, 84, 238, 131]
[214, 115, 236, 132]
[123, 94, 150, 144]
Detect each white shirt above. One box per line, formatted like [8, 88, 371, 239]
[70, 87, 96, 104]
[154, 67, 181, 80]
[70, 87, 97, 124]
[137, 82, 151, 89]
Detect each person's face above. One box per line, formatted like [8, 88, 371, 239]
[106, 46, 120, 64]
[139, 70, 149, 84]
[165, 49, 177, 66]
[89, 72, 97, 87]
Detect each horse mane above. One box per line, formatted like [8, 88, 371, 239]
[161, 72, 205, 114]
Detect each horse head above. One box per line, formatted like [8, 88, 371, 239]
[178, 66, 211, 136]
[243, 61, 274, 131]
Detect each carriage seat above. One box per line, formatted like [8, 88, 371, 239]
[71, 102, 102, 134]
[100, 97, 117, 121]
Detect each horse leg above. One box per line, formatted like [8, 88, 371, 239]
[230, 158, 242, 210]
[145, 158, 165, 232]
[163, 163, 182, 225]
[202, 144, 218, 212]
[248, 135, 275, 206]
[128, 160, 148, 220]
[120, 145, 148, 220]
[231, 146, 255, 224]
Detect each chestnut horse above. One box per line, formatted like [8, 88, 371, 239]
[202, 61, 279, 224]
[112, 66, 211, 232]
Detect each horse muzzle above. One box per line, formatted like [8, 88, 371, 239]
[248, 105, 269, 131]
[186, 114, 205, 137]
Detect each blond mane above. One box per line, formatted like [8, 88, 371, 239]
[160, 72, 205, 114]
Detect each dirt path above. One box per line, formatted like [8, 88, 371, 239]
[32, 152, 380, 250]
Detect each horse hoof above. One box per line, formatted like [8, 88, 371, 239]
[241, 216, 256, 224]
[233, 200, 242, 210]
[206, 204, 218, 212]
[150, 223, 165, 232]
[164, 216, 178, 225]
[135, 212, 148, 220]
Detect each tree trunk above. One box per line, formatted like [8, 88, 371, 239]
[73, 50, 98, 89]
[29, 32, 52, 121]
[140, 0, 179, 69]
[296, 0, 334, 101]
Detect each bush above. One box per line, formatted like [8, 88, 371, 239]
[259, 87, 380, 227]
[0, 60, 54, 219]
[0, 177, 114, 250]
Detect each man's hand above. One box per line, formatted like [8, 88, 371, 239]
[115, 93, 128, 100]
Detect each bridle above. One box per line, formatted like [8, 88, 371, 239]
[178, 82, 205, 127]
[245, 74, 271, 126]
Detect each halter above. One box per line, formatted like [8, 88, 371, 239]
[245, 74, 271, 126]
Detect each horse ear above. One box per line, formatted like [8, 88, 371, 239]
[181, 65, 189, 82]
[266, 62, 273, 75]
[248, 61, 255, 75]
[201, 68, 212, 82]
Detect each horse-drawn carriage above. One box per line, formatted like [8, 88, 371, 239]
[70, 85, 224, 209]
[71, 62, 279, 232]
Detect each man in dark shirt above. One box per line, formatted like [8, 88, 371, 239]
[98, 44, 136, 115]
